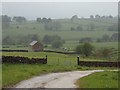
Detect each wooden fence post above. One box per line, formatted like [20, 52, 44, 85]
[46, 55, 47, 64]
[77, 56, 79, 65]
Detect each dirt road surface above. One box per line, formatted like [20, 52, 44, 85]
[15, 70, 104, 88]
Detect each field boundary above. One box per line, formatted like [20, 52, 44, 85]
[2, 56, 47, 64]
[0, 50, 28, 52]
[78, 60, 120, 67]
[1, 49, 77, 54]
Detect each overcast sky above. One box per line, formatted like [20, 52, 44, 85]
[2, 2, 118, 20]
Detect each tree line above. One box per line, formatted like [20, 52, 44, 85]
[2, 15, 62, 31]
[71, 14, 114, 20]
[79, 33, 119, 43]
[96, 33, 119, 42]
[2, 15, 27, 29]
[3, 34, 65, 48]
[3, 34, 39, 45]
[2, 15, 117, 31]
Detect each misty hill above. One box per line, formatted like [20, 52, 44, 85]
[3, 17, 118, 40]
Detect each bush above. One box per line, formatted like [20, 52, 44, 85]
[76, 45, 83, 54]
[93, 48, 113, 59]
[76, 43, 94, 57]
[102, 48, 112, 58]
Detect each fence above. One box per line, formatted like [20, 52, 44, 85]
[77, 56, 120, 67]
[2, 56, 47, 64]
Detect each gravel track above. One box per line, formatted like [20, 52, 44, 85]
[15, 70, 104, 88]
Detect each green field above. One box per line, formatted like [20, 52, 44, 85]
[2, 41, 118, 51]
[76, 71, 118, 88]
[2, 52, 76, 87]
[2, 52, 117, 62]
[2, 18, 118, 88]
[2, 18, 118, 51]
[63, 41, 118, 50]
[2, 19, 117, 39]
[2, 52, 118, 87]
[3, 28, 117, 41]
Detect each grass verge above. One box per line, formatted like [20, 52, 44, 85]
[76, 71, 118, 88]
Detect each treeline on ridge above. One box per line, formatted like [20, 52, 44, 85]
[1, 15, 118, 32]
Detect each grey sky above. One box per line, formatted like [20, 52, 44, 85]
[2, 2, 118, 20]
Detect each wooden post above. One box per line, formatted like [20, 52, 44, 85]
[45, 55, 47, 64]
[77, 56, 79, 65]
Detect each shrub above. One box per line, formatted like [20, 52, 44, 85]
[51, 39, 63, 48]
[76, 43, 94, 57]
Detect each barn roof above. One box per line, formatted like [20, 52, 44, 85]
[29, 41, 38, 46]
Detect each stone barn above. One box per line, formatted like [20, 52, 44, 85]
[29, 41, 43, 52]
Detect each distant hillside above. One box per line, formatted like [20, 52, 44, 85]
[2, 18, 118, 47]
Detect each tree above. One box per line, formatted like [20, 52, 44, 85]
[12, 17, 17, 21]
[36, 18, 42, 23]
[48, 18, 52, 23]
[42, 35, 52, 44]
[51, 39, 63, 48]
[76, 45, 83, 54]
[108, 15, 113, 18]
[90, 15, 94, 19]
[13, 16, 26, 23]
[42, 17, 48, 24]
[82, 43, 94, 57]
[37, 17, 52, 23]
[95, 14, 100, 18]
[2, 15, 11, 29]
[42, 35, 64, 48]
[71, 15, 78, 23]
[101, 48, 113, 58]
[76, 43, 94, 57]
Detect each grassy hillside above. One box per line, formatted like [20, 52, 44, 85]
[3, 18, 117, 40]
[2, 18, 118, 51]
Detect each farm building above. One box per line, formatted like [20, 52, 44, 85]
[29, 41, 43, 52]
